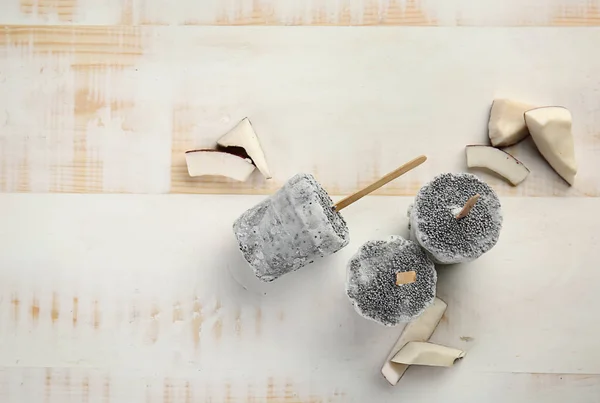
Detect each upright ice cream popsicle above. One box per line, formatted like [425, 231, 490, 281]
[408, 172, 503, 264]
[346, 236, 437, 326]
[234, 156, 427, 282]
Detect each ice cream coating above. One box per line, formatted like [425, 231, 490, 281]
[234, 173, 349, 282]
[409, 173, 502, 264]
[347, 236, 436, 326]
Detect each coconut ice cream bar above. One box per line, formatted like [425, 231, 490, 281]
[234, 156, 427, 282]
[409, 172, 503, 264]
[346, 236, 437, 326]
[234, 173, 349, 282]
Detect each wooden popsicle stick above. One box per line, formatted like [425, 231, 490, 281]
[333, 155, 427, 212]
[455, 194, 480, 219]
[396, 271, 417, 285]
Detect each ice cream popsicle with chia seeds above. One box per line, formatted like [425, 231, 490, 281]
[346, 235, 437, 326]
[408, 172, 503, 264]
[233, 156, 427, 282]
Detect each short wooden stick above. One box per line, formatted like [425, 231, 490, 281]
[455, 194, 480, 219]
[396, 271, 417, 285]
[333, 155, 427, 212]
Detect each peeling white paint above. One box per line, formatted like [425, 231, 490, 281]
[1, 195, 600, 401]
[1, 0, 599, 25]
[0, 41, 76, 192]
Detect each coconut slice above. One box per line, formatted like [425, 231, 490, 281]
[185, 150, 256, 182]
[524, 106, 577, 185]
[381, 297, 447, 386]
[488, 99, 534, 147]
[466, 145, 530, 186]
[391, 342, 465, 367]
[217, 118, 272, 179]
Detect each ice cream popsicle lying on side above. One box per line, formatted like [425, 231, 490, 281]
[234, 155, 427, 282]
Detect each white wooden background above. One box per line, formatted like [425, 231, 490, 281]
[1, 1, 600, 402]
[2, 195, 600, 402]
[1, 0, 600, 26]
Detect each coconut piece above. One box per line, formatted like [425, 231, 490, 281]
[381, 297, 447, 386]
[466, 145, 530, 186]
[524, 106, 577, 185]
[391, 342, 465, 367]
[217, 118, 272, 179]
[488, 99, 534, 147]
[185, 150, 256, 182]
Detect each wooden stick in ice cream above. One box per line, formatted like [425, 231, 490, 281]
[455, 194, 480, 219]
[333, 155, 427, 211]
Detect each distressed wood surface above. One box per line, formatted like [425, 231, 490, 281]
[1, 194, 599, 402]
[2, 2, 600, 400]
[1, 0, 600, 26]
[1, 27, 600, 196]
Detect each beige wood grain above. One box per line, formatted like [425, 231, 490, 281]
[0, 26, 163, 193]
[18, 0, 78, 23]
[2, 1, 600, 400]
[1, 195, 600, 402]
[2, 367, 599, 402]
[2, 0, 600, 26]
[2, 26, 599, 196]
[333, 155, 427, 211]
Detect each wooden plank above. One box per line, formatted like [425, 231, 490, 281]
[1, 0, 600, 26]
[1, 26, 599, 196]
[0, 26, 164, 193]
[0, 27, 600, 196]
[0, 194, 599, 402]
[1, 367, 599, 402]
